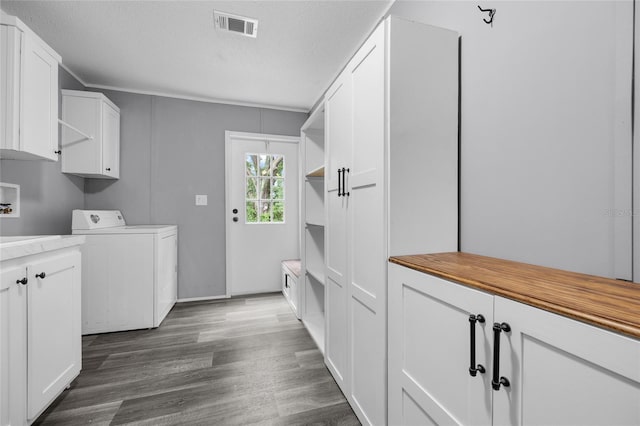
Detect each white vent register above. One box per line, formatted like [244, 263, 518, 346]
[214, 10, 258, 38]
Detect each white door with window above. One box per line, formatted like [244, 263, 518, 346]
[225, 131, 299, 296]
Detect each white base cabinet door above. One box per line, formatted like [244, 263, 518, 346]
[493, 296, 640, 426]
[388, 263, 493, 426]
[0, 245, 82, 426]
[388, 263, 640, 426]
[27, 252, 81, 421]
[0, 265, 27, 426]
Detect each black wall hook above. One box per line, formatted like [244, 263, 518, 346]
[478, 5, 496, 27]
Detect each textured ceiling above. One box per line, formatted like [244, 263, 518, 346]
[1, 1, 393, 111]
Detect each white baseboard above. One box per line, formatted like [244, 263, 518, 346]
[177, 295, 229, 303]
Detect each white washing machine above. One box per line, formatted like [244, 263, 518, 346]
[72, 210, 178, 334]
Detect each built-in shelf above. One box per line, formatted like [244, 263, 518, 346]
[300, 102, 326, 355]
[0, 182, 20, 218]
[303, 313, 325, 354]
[306, 166, 325, 178]
[306, 221, 325, 228]
[306, 269, 325, 285]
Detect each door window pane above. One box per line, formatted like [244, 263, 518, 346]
[245, 153, 285, 223]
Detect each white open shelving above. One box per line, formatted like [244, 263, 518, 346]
[0, 182, 20, 218]
[300, 103, 326, 353]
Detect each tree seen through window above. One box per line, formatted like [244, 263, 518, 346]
[245, 153, 285, 223]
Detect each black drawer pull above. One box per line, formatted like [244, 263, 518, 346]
[36, 272, 46, 279]
[469, 314, 486, 377]
[16, 277, 28, 285]
[492, 322, 511, 390]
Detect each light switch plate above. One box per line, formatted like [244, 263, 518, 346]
[195, 194, 208, 206]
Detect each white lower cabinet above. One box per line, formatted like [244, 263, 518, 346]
[0, 248, 82, 425]
[388, 263, 640, 426]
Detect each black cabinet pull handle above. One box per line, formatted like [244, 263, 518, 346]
[106, 168, 111, 171]
[492, 322, 511, 390]
[469, 314, 486, 377]
[337, 169, 342, 197]
[342, 167, 349, 197]
[35, 272, 46, 279]
[16, 277, 28, 285]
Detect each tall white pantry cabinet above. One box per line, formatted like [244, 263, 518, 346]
[323, 16, 459, 425]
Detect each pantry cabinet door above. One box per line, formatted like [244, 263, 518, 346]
[324, 73, 351, 391]
[347, 22, 386, 426]
[27, 251, 81, 421]
[493, 296, 640, 426]
[388, 264, 494, 426]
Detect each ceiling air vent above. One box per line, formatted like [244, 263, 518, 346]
[214, 11, 258, 38]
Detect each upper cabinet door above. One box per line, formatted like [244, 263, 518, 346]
[0, 16, 61, 161]
[20, 33, 59, 161]
[101, 103, 120, 178]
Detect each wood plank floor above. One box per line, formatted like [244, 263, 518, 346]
[34, 293, 360, 425]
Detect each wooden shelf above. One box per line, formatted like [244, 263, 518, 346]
[390, 252, 640, 339]
[306, 166, 324, 178]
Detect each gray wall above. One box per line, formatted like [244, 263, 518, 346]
[390, 1, 634, 279]
[0, 67, 86, 236]
[84, 91, 307, 299]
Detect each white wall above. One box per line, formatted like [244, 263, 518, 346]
[389, 0, 633, 279]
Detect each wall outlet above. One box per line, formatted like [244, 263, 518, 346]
[195, 194, 208, 206]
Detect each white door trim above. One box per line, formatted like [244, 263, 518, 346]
[224, 131, 300, 298]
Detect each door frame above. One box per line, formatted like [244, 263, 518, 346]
[224, 131, 300, 298]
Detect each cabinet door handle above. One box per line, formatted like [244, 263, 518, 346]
[492, 322, 511, 390]
[342, 167, 349, 197]
[337, 169, 342, 197]
[35, 272, 46, 279]
[106, 168, 111, 171]
[469, 314, 486, 377]
[16, 277, 28, 285]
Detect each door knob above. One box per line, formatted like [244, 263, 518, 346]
[16, 277, 28, 285]
[233, 208, 238, 214]
[35, 272, 46, 279]
[106, 168, 111, 171]
[233, 217, 239, 222]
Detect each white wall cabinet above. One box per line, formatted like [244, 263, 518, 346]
[0, 246, 82, 426]
[388, 263, 640, 426]
[61, 90, 120, 179]
[300, 105, 326, 350]
[324, 16, 459, 425]
[0, 13, 61, 161]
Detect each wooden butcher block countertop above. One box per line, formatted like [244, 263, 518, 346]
[389, 252, 640, 339]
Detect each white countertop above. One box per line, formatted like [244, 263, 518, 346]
[0, 235, 85, 261]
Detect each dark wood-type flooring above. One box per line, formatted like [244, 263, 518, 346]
[35, 293, 360, 425]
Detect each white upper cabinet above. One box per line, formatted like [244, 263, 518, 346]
[0, 13, 61, 161]
[61, 90, 121, 179]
